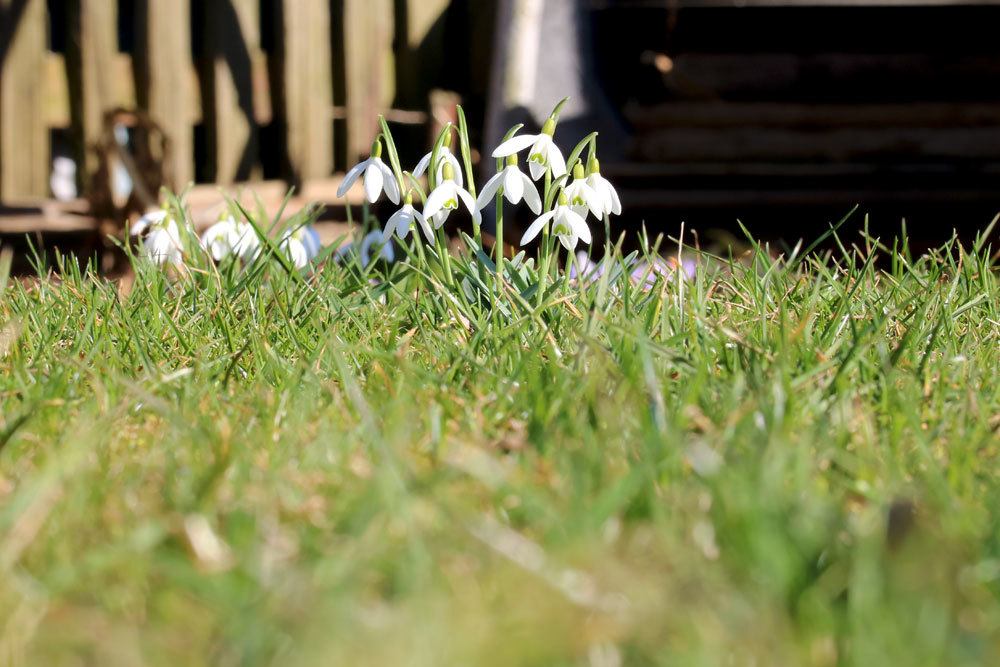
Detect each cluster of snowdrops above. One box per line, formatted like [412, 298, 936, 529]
[131, 101, 691, 286]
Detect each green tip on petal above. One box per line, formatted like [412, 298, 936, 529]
[371, 137, 383, 158]
[505, 154, 518, 167]
[541, 118, 556, 137]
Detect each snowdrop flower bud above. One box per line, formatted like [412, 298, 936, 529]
[336, 137, 401, 205]
[475, 153, 541, 214]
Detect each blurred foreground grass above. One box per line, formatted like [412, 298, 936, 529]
[0, 224, 998, 666]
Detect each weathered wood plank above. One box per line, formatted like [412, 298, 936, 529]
[134, 0, 194, 189]
[204, 0, 259, 184]
[662, 53, 1000, 101]
[628, 102, 1000, 130]
[66, 0, 118, 194]
[0, 0, 49, 200]
[394, 0, 450, 109]
[634, 127, 1000, 163]
[278, 0, 333, 183]
[344, 0, 395, 161]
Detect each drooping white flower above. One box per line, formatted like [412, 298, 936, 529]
[382, 194, 433, 244]
[336, 229, 396, 265]
[585, 157, 621, 217]
[359, 230, 395, 265]
[491, 118, 566, 181]
[200, 216, 260, 262]
[520, 193, 592, 252]
[132, 209, 185, 267]
[413, 145, 463, 188]
[279, 225, 321, 270]
[563, 163, 602, 220]
[422, 162, 481, 229]
[336, 138, 401, 205]
[475, 156, 541, 214]
[130, 209, 168, 236]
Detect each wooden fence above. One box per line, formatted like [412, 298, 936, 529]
[0, 0, 456, 203]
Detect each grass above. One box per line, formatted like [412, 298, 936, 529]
[0, 207, 998, 666]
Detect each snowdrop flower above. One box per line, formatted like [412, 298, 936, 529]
[413, 143, 463, 187]
[200, 215, 259, 262]
[491, 118, 566, 181]
[382, 193, 433, 244]
[130, 209, 168, 236]
[520, 192, 592, 252]
[336, 230, 396, 265]
[131, 209, 185, 267]
[423, 162, 481, 229]
[585, 156, 621, 217]
[336, 138, 400, 205]
[359, 230, 395, 265]
[563, 163, 602, 220]
[279, 225, 321, 270]
[475, 155, 541, 214]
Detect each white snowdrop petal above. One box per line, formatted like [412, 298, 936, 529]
[364, 162, 383, 203]
[476, 171, 504, 210]
[491, 133, 538, 158]
[338, 159, 368, 197]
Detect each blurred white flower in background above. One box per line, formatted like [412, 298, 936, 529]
[359, 230, 395, 265]
[279, 226, 321, 270]
[200, 216, 259, 262]
[132, 209, 185, 267]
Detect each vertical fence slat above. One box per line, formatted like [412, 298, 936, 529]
[67, 0, 118, 195]
[344, 0, 394, 162]
[206, 0, 258, 184]
[135, 0, 193, 190]
[279, 0, 332, 184]
[0, 0, 49, 200]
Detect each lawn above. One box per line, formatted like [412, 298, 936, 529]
[0, 206, 996, 666]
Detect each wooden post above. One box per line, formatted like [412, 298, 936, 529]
[0, 0, 49, 200]
[343, 0, 395, 162]
[134, 0, 194, 190]
[278, 0, 332, 184]
[66, 0, 118, 195]
[204, 0, 259, 184]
